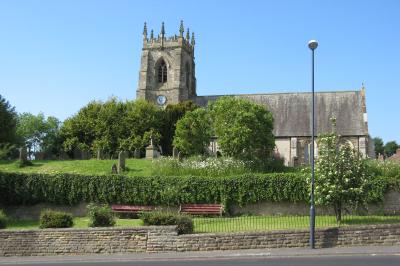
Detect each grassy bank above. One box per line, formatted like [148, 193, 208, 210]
[0, 159, 153, 177]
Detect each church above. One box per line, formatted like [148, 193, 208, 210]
[136, 22, 374, 166]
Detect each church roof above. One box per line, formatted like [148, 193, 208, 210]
[195, 90, 368, 137]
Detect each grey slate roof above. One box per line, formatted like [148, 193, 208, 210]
[195, 90, 367, 137]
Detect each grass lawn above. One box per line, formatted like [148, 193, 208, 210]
[5, 215, 400, 233]
[0, 159, 154, 176]
[6, 217, 143, 230]
[193, 215, 400, 233]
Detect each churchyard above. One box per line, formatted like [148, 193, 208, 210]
[1, 96, 400, 243]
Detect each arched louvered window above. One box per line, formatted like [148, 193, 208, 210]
[158, 60, 167, 83]
[185, 62, 190, 89]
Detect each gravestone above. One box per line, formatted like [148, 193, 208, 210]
[81, 150, 91, 160]
[111, 163, 118, 174]
[145, 137, 160, 159]
[172, 147, 179, 159]
[96, 149, 103, 160]
[117, 151, 127, 173]
[73, 148, 82, 160]
[134, 148, 141, 159]
[18, 147, 28, 163]
[59, 151, 70, 160]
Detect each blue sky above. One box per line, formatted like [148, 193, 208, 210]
[0, 0, 399, 143]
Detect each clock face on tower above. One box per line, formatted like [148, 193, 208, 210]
[156, 95, 167, 106]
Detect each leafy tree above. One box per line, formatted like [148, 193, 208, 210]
[16, 113, 61, 158]
[210, 97, 274, 160]
[315, 120, 369, 222]
[61, 99, 164, 157]
[373, 137, 384, 157]
[161, 101, 198, 155]
[173, 108, 212, 155]
[60, 100, 102, 155]
[384, 141, 398, 157]
[0, 95, 18, 159]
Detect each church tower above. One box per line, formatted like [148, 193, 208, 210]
[136, 21, 197, 106]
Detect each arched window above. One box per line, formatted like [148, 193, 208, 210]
[185, 62, 190, 89]
[158, 60, 167, 83]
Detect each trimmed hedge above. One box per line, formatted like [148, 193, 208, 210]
[0, 209, 8, 229]
[0, 171, 395, 206]
[87, 203, 116, 227]
[140, 211, 193, 234]
[39, 210, 73, 228]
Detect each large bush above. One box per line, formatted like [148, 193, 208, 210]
[210, 97, 275, 160]
[39, 210, 73, 228]
[87, 203, 115, 227]
[0, 209, 8, 229]
[173, 108, 212, 156]
[139, 211, 193, 234]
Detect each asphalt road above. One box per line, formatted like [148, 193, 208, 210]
[1, 255, 400, 266]
[1, 246, 399, 266]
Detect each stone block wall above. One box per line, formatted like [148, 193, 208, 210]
[0, 226, 178, 257]
[1, 224, 400, 256]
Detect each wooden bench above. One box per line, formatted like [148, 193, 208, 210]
[111, 204, 155, 214]
[179, 204, 223, 216]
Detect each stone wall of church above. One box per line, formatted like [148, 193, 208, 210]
[275, 136, 367, 166]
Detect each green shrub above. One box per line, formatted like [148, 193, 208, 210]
[39, 210, 73, 228]
[139, 211, 193, 234]
[87, 203, 115, 227]
[0, 209, 8, 229]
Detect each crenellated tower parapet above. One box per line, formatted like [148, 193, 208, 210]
[142, 21, 195, 56]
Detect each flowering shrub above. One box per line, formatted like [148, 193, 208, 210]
[152, 156, 251, 177]
[313, 128, 370, 222]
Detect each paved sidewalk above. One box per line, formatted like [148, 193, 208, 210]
[0, 245, 399, 264]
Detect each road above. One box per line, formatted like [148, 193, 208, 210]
[1, 246, 399, 266]
[1, 255, 400, 266]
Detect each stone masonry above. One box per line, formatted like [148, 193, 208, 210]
[1, 224, 399, 256]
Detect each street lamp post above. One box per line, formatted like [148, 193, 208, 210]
[308, 39, 318, 249]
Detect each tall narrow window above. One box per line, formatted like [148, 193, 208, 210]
[185, 63, 190, 89]
[158, 60, 167, 83]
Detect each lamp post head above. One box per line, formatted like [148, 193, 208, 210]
[308, 40, 318, 50]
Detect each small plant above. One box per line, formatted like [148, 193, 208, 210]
[0, 210, 8, 229]
[87, 203, 115, 227]
[139, 211, 193, 234]
[39, 210, 73, 228]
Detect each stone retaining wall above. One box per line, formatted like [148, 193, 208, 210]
[1, 224, 400, 256]
[3, 190, 399, 220]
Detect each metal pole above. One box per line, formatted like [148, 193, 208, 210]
[310, 47, 316, 249]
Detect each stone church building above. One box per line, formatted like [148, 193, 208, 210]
[136, 22, 374, 166]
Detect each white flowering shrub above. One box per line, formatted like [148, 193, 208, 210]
[152, 156, 251, 177]
[314, 131, 370, 222]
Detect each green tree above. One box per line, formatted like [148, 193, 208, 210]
[16, 113, 62, 158]
[210, 97, 274, 160]
[61, 98, 164, 157]
[384, 141, 398, 157]
[373, 137, 384, 157]
[315, 121, 369, 222]
[60, 100, 102, 156]
[161, 101, 198, 155]
[173, 108, 212, 155]
[0, 95, 18, 159]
